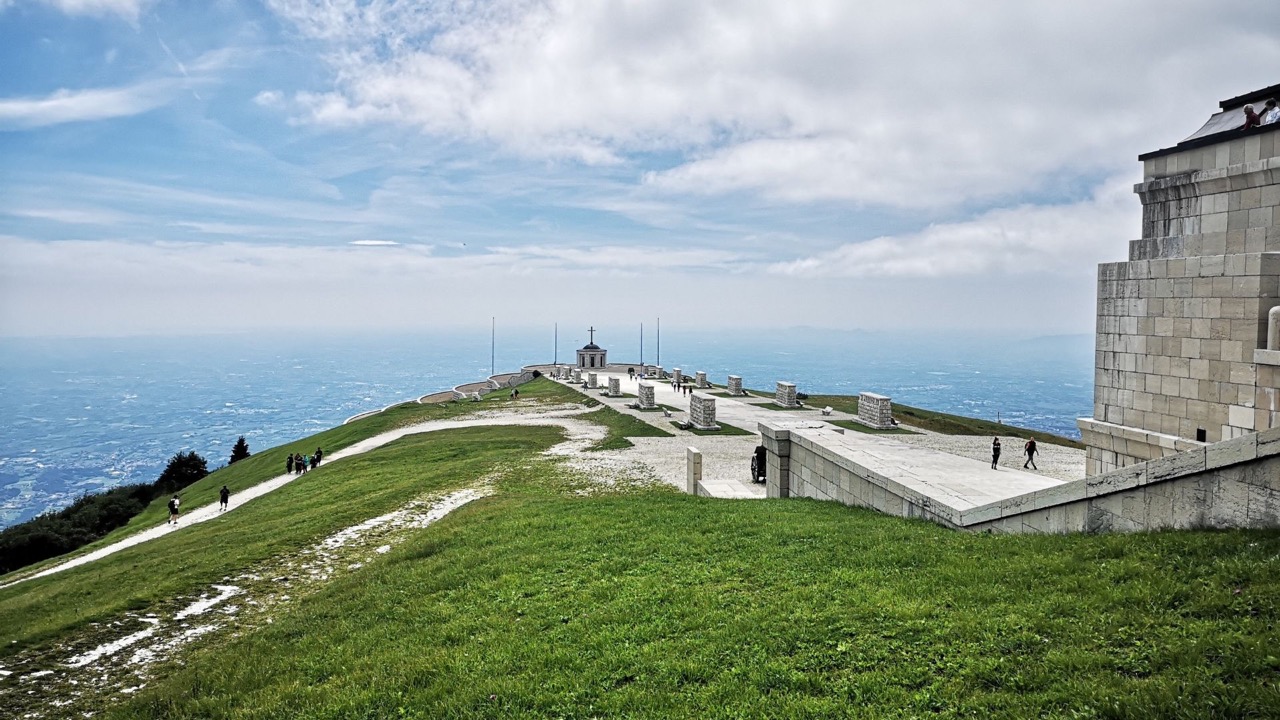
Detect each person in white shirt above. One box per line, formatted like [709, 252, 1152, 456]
[1261, 99, 1280, 125]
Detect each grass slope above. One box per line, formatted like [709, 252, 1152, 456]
[110, 493, 1280, 718]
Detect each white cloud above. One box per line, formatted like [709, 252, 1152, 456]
[349, 239, 400, 246]
[0, 80, 176, 130]
[36, 0, 150, 21]
[0, 235, 1099, 337]
[265, 0, 1280, 206]
[769, 175, 1139, 279]
[254, 90, 283, 107]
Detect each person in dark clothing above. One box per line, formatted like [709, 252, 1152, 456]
[286, 454, 294, 474]
[991, 437, 1001, 469]
[315, 447, 323, 466]
[1024, 438, 1038, 470]
[219, 485, 230, 511]
[167, 495, 181, 525]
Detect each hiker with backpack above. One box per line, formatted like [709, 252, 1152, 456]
[167, 495, 181, 525]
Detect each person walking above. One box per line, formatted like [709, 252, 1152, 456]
[167, 495, 181, 525]
[314, 447, 324, 466]
[286, 454, 294, 474]
[991, 437, 1001, 469]
[1024, 437, 1038, 470]
[219, 485, 230, 512]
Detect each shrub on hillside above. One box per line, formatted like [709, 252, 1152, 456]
[154, 451, 209, 495]
[230, 436, 251, 464]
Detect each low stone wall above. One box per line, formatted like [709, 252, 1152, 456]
[761, 420, 1280, 534]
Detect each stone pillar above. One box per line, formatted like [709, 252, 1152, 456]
[858, 392, 894, 429]
[727, 375, 744, 396]
[689, 393, 720, 431]
[759, 422, 791, 498]
[607, 377, 620, 396]
[572, 368, 582, 383]
[587, 372, 598, 389]
[695, 371, 709, 388]
[686, 447, 702, 495]
[672, 368, 683, 385]
[1270, 306, 1280, 351]
[637, 382, 657, 409]
[775, 381, 800, 408]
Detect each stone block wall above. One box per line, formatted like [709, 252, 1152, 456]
[587, 372, 598, 389]
[1083, 130, 1280, 474]
[607, 377, 620, 396]
[728, 376, 745, 396]
[696, 371, 709, 388]
[858, 392, 894, 429]
[775, 381, 799, 408]
[672, 368, 683, 385]
[689, 394, 719, 431]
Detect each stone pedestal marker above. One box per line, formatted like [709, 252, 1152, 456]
[689, 393, 720, 431]
[638, 382, 657, 409]
[858, 392, 894, 429]
[607, 376, 620, 397]
[696, 371, 710, 388]
[775, 381, 800, 408]
[587, 372, 598, 389]
[672, 368, 683, 385]
[728, 375, 745, 396]
[686, 447, 702, 495]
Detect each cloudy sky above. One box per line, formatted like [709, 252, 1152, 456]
[1, 0, 1277, 338]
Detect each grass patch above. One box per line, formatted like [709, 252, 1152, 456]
[748, 401, 820, 411]
[830, 419, 920, 436]
[668, 420, 755, 436]
[103, 495, 1280, 719]
[806, 394, 1085, 449]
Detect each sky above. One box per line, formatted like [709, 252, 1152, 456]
[0, 0, 1277, 338]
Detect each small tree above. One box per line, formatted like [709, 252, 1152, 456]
[154, 451, 209, 495]
[229, 436, 251, 464]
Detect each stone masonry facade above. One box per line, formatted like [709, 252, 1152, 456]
[857, 392, 894, 430]
[1081, 97, 1280, 477]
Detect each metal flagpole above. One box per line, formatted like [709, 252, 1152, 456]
[640, 322, 644, 367]
[656, 317, 661, 368]
[554, 322, 558, 368]
[490, 317, 495, 377]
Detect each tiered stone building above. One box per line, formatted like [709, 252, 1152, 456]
[1079, 84, 1280, 475]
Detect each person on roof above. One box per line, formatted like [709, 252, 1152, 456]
[1262, 99, 1280, 126]
[1241, 104, 1260, 130]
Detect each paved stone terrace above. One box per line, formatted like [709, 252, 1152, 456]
[548, 369, 1086, 506]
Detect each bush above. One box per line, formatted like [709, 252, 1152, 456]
[230, 436, 251, 464]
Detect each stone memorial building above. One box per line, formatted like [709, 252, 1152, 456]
[575, 327, 608, 369]
[1079, 84, 1280, 476]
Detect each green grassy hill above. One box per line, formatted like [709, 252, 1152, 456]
[2, 378, 1277, 718]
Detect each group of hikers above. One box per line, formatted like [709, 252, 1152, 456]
[167, 447, 327, 526]
[991, 436, 1038, 470]
[166, 484, 231, 525]
[287, 447, 324, 474]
